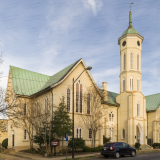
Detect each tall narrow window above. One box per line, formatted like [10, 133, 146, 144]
[137, 103, 140, 117]
[130, 52, 133, 69]
[109, 112, 114, 122]
[110, 128, 114, 141]
[87, 93, 90, 114]
[24, 129, 27, 140]
[67, 88, 70, 112]
[137, 54, 139, 70]
[130, 77, 133, 90]
[35, 102, 37, 116]
[24, 103, 27, 115]
[122, 129, 125, 139]
[123, 54, 126, 70]
[76, 127, 82, 138]
[76, 83, 79, 112]
[45, 97, 48, 113]
[76, 81, 83, 113]
[89, 128, 92, 139]
[123, 78, 125, 92]
[80, 84, 82, 113]
[137, 78, 140, 91]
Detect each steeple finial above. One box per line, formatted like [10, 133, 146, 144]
[128, 3, 134, 28]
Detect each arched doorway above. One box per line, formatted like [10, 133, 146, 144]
[136, 124, 143, 144]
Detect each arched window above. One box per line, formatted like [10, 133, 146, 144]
[109, 112, 114, 122]
[123, 54, 126, 70]
[89, 128, 92, 139]
[122, 129, 125, 139]
[76, 127, 82, 138]
[67, 88, 70, 112]
[130, 52, 133, 69]
[123, 77, 125, 92]
[24, 129, 27, 140]
[24, 103, 27, 115]
[87, 93, 90, 114]
[137, 103, 140, 117]
[76, 81, 83, 113]
[35, 101, 37, 116]
[137, 78, 140, 91]
[137, 54, 139, 70]
[110, 128, 114, 141]
[130, 77, 133, 90]
[45, 97, 48, 113]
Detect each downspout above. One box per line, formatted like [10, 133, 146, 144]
[117, 106, 120, 142]
[50, 87, 53, 153]
[147, 112, 148, 140]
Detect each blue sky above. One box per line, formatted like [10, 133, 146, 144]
[0, 0, 160, 96]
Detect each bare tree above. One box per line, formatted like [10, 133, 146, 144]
[32, 99, 52, 154]
[81, 86, 105, 148]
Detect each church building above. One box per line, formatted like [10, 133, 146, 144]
[5, 11, 160, 151]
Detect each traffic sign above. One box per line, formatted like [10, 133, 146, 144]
[66, 133, 68, 141]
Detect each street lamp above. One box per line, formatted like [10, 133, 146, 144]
[72, 66, 92, 159]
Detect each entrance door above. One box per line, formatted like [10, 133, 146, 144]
[136, 125, 141, 143]
[12, 131, 14, 148]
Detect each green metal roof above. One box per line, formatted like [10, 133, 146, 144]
[121, 11, 140, 37]
[40, 61, 78, 91]
[122, 27, 140, 36]
[10, 59, 80, 96]
[10, 66, 50, 96]
[145, 93, 160, 112]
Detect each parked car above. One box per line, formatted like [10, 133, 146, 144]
[101, 142, 136, 159]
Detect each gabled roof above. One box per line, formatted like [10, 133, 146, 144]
[10, 59, 81, 96]
[10, 66, 50, 96]
[145, 93, 160, 112]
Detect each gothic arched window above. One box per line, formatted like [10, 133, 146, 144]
[137, 78, 140, 91]
[67, 88, 71, 112]
[76, 127, 82, 138]
[109, 112, 114, 122]
[89, 128, 92, 139]
[130, 77, 133, 91]
[76, 81, 83, 113]
[130, 52, 133, 69]
[137, 103, 140, 117]
[122, 129, 125, 139]
[123, 77, 126, 92]
[87, 93, 90, 114]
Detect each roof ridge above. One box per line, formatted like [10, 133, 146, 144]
[145, 92, 160, 97]
[10, 65, 50, 77]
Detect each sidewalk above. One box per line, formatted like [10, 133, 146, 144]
[2, 152, 100, 160]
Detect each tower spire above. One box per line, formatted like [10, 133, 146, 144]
[129, 11, 132, 28]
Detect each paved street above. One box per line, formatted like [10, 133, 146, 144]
[1, 151, 160, 160]
[94, 152, 160, 160]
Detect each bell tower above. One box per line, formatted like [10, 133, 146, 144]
[118, 11, 143, 93]
[116, 11, 147, 146]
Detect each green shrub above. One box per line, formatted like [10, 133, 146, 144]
[83, 145, 102, 152]
[153, 143, 160, 148]
[103, 135, 110, 144]
[135, 143, 140, 149]
[68, 138, 85, 151]
[27, 148, 37, 153]
[40, 150, 45, 154]
[2, 138, 8, 149]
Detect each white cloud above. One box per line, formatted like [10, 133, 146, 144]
[83, 0, 103, 16]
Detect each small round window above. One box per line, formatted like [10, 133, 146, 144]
[122, 41, 126, 46]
